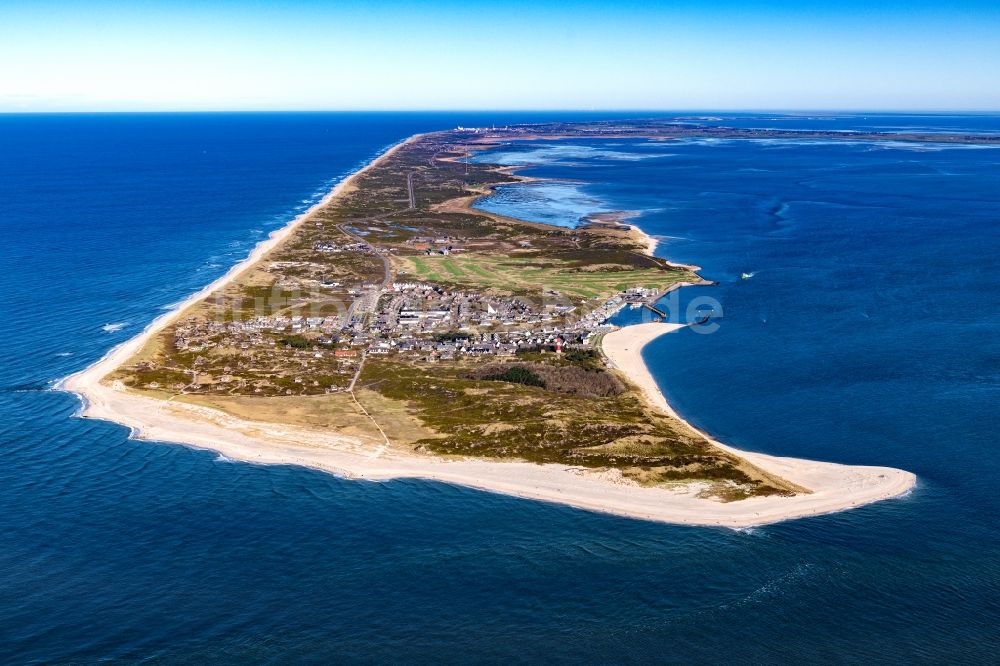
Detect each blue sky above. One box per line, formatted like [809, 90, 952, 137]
[2, 0, 999, 111]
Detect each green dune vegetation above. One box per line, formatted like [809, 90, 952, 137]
[110, 122, 814, 500]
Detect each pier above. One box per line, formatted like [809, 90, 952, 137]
[643, 302, 669, 320]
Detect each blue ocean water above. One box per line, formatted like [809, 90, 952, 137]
[1, 113, 998, 663]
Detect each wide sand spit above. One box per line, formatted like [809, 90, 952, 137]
[59, 134, 915, 527]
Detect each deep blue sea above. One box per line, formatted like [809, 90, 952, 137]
[1, 113, 998, 663]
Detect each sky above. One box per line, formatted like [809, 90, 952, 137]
[1, 0, 999, 112]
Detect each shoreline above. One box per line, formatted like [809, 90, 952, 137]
[601, 323, 916, 522]
[59, 132, 915, 527]
[58, 133, 422, 396]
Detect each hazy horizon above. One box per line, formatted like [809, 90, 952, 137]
[4, 109, 1000, 115]
[2, 0, 999, 113]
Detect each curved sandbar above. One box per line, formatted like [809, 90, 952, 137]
[601, 323, 916, 523]
[60, 133, 915, 528]
[62, 319, 915, 528]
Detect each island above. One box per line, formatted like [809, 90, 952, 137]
[62, 121, 930, 526]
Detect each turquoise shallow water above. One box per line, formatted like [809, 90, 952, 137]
[2, 113, 999, 663]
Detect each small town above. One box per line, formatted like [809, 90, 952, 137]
[163, 281, 668, 394]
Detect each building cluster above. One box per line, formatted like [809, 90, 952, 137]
[453, 126, 511, 134]
[355, 329, 593, 362]
[172, 315, 345, 354]
[372, 282, 580, 334]
[403, 236, 460, 255]
[313, 240, 377, 256]
[168, 281, 663, 377]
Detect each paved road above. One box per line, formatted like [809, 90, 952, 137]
[337, 222, 393, 326]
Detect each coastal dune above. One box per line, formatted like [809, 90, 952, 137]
[63, 322, 916, 530]
[63, 324, 916, 527]
[60, 136, 916, 528]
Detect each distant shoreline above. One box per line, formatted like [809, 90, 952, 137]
[58, 129, 916, 527]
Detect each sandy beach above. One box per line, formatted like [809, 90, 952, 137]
[60, 136, 916, 528]
[601, 323, 916, 522]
